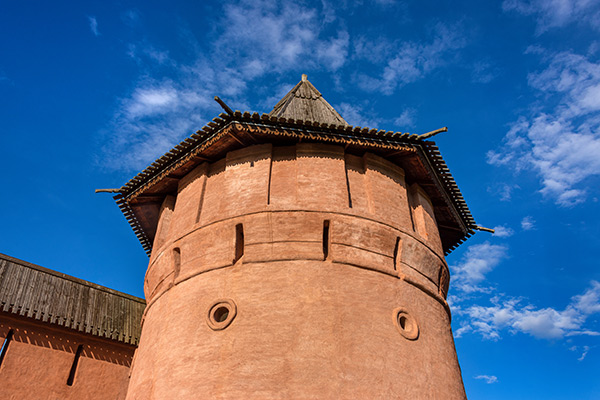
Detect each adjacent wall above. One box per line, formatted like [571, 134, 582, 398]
[0, 313, 135, 400]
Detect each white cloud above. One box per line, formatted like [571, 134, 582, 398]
[335, 102, 382, 128]
[101, 76, 215, 170]
[394, 109, 416, 128]
[502, 0, 600, 33]
[102, 0, 353, 171]
[572, 281, 600, 314]
[576, 345, 590, 361]
[88, 16, 99, 37]
[127, 43, 171, 66]
[355, 24, 467, 94]
[471, 61, 498, 84]
[455, 281, 600, 340]
[492, 225, 514, 238]
[353, 36, 396, 64]
[475, 375, 498, 384]
[454, 324, 473, 338]
[488, 183, 518, 202]
[521, 216, 535, 230]
[450, 242, 508, 293]
[126, 86, 180, 118]
[215, 0, 348, 74]
[316, 31, 350, 71]
[101, 1, 470, 171]
[488, 51, 600, 206]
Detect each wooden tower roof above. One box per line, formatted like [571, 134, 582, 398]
[269, 75, 348, 126]
[112, 77, 481, 256]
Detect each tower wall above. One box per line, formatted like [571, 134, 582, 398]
[126, 143, 465, 399]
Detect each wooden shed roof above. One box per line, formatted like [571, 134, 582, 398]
[0, 253, 145, 345]
[113, 77, 479, 256]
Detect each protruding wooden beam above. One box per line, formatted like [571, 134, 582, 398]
[214, 96, 234, 116]
[418, 127, 448, 140]
[95, 188, 121, 193]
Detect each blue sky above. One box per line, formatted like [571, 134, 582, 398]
[1, 1, 599, 398]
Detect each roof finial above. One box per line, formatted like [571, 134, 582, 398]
[301, 74, 308, 82]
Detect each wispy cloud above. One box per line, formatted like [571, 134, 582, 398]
[394, 108, 417, 128]
[488, 51, 600, 206]
[101, 0, 352, 171]
[335, 102, 382, 128]
[102, 1, 470, 172]
[521, 216, 535, 230]
[471, 61, 499, 84]
[475, 375, 498, 384]
[492, 225, 514, 238]
[450, 242, 508, 293]
[333, 104, 416, 130]
[502, 0, 600, 34]
[571, 345, 591, 361]
[88, 16, 99, 37]
[455, 281, 600, 340]
[215, 0, 348, 75]
[354, 23, 467, 94]
[488, 183, 518, 202]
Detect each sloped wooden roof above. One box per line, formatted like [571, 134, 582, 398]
[0, 253, 145, 345]
[114, 78, 478, 256]
[269, 75, 348, 126]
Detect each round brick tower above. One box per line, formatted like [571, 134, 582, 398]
[117, 76, 477, 399]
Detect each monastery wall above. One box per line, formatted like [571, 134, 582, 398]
[127, 143, 464, 399]
[0, 313, 134, 400]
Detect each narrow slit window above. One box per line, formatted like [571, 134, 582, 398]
[344, 165, 353, 208]
[0, 329, 14, 368]
[323, 220, 330, 260]
[393, 237, 401, 270]
[234, 224, 244, 263]
[67, 344, 83, 386]
[267, 157, 273, 205]
[173, 247, 181, 279]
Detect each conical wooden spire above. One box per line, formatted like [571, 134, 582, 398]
[269, 74, 348, 126]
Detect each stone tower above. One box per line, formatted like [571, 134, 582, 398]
[115, 76, 478, 399]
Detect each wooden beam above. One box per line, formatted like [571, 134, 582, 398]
[418, 127, 448, 140]
[438, 224, 464, 233]
[226, 131, 245, 146]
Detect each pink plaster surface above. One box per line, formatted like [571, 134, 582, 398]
[0, 314, 134, 400]
[129, 143, 465, 399]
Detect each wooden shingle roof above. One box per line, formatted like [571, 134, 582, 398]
[269, 75, 348, 126]
[0, 253, 145, 345]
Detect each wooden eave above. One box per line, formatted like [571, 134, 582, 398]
[115, 111, 476, 256]
[0, 253, 145, 345]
